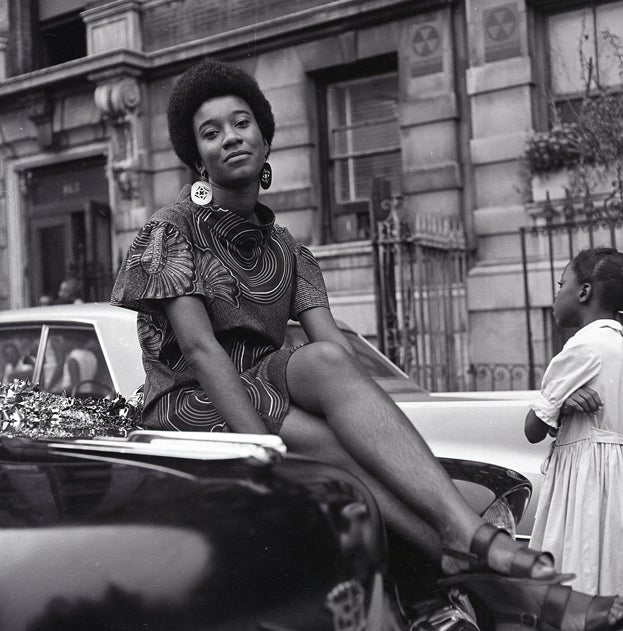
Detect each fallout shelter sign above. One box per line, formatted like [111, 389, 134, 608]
[409, 13, 443, 77]
[484, 3, 521, 63]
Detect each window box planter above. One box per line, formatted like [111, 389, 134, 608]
[530, 169, 572, 202]
[530, 165, 619, 202]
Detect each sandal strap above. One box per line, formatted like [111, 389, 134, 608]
[586, 595, 617, 631]
[540, 585, 572, 631]
[511, 548, 555, 578]
[469, 523, 508, 563]
[492, 585, 571, 631]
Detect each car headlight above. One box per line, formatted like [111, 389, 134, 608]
[481, 496, 516, 539]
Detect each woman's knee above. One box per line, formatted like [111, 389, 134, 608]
[296, 341, 356, 376]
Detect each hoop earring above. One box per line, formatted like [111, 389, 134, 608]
[260, 162, 272, 190]
[191, 166, 212, 205]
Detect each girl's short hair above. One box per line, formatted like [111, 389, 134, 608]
[167, 59, 275, 173]
[572, 247, 623, 313]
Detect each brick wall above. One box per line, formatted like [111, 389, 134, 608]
[143, 0, 335, 51]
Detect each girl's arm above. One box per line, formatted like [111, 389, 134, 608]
[525, 385, 602, 443]
[163, 295, 268, 434]
[524, 409, 550, 443]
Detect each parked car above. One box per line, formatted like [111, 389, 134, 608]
[0, 429, 530, 630]
[0, 302, 550, 538]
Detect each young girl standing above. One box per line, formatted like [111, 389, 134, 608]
[525, 247, 623, 596]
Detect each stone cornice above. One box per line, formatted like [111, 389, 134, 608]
[81, 0, 142, 23]
[0, 0, 455, 102]
[146, 0, 454, 68]
[0, 50, 148, 102]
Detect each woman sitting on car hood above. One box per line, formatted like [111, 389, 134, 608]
[112, 58, 623, 631]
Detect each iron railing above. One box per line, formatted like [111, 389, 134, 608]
[521, 175, 623, 388]
[371, 192, 469, 392]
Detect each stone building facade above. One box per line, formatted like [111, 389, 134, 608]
[0, 0, 616, 388]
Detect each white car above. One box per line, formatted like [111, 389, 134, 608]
[0, 302, 549, 538]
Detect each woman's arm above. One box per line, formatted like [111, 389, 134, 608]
[163, 295, 268, 434]
[298, 307, 356, 356]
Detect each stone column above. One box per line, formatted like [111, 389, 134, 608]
[0, 0, 8, 80]
[464, 0, 534, 376]
[398, 7, 462, 222]
[6, 0, 34, 76]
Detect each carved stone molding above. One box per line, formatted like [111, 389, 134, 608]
[94, 76, 143, 201]
[94, 76, 140, 121]
[26, 92, 55, 149]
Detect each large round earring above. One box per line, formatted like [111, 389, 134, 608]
[191, 166, 212, 205]
[260, 162, 272, 190]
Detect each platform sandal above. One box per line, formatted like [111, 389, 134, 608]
[439, 574, 623, 631]
[443, 523, 569, 582]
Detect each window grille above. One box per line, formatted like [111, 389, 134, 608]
[548, 2, 623, 123]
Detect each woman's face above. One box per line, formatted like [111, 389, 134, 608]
[192, 95, 267, 190]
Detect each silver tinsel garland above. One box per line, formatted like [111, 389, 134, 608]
[0, 380, 144, 439]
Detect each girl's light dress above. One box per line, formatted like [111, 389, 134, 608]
[530, 319, 623, 595]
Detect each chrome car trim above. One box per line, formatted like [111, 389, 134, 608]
[43, 431, 287, 463]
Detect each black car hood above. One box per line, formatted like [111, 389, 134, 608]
[0, 437, 381, 631]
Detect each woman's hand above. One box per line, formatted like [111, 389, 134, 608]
[561, 385, 603, 416]
[164, 296, 268, 434]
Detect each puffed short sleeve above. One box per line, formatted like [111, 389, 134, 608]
[529, 341, 601, 428]
[290, 244, 329, 319]
[111, 220, 201, 315]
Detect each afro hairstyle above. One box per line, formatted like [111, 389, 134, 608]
[167, 59, 275, 173]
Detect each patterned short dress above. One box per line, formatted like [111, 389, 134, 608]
[111, 185, 329, 434]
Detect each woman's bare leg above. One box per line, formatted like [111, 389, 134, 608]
[280, 405, 441, 562]
[285, 341, 554, 578]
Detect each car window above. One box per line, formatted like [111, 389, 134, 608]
[43, 326, 114, 398]
[0, 326, 42, 384]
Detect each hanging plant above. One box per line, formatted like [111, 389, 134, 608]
[525, 31, 623, 194]
[525, 123, 592, 175]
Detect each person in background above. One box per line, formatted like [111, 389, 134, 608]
[112, 58, 623, 630]
[59, 334, 98, 396]
[57, 278, 84, 304]
[2, 340, 36, 382]
[525, 247, 623, 596]
[2, 342, 20, 382]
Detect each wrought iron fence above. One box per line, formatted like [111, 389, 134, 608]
[469, 362, 545, 392]
[521, 176, 623, 388]
[371, 191, 469, 392]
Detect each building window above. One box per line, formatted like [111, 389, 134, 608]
[34, 0, 86, 69]
[325, 71, 401, 242]
[548, 1, 623, 123]
[36, 10, 86, 67]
